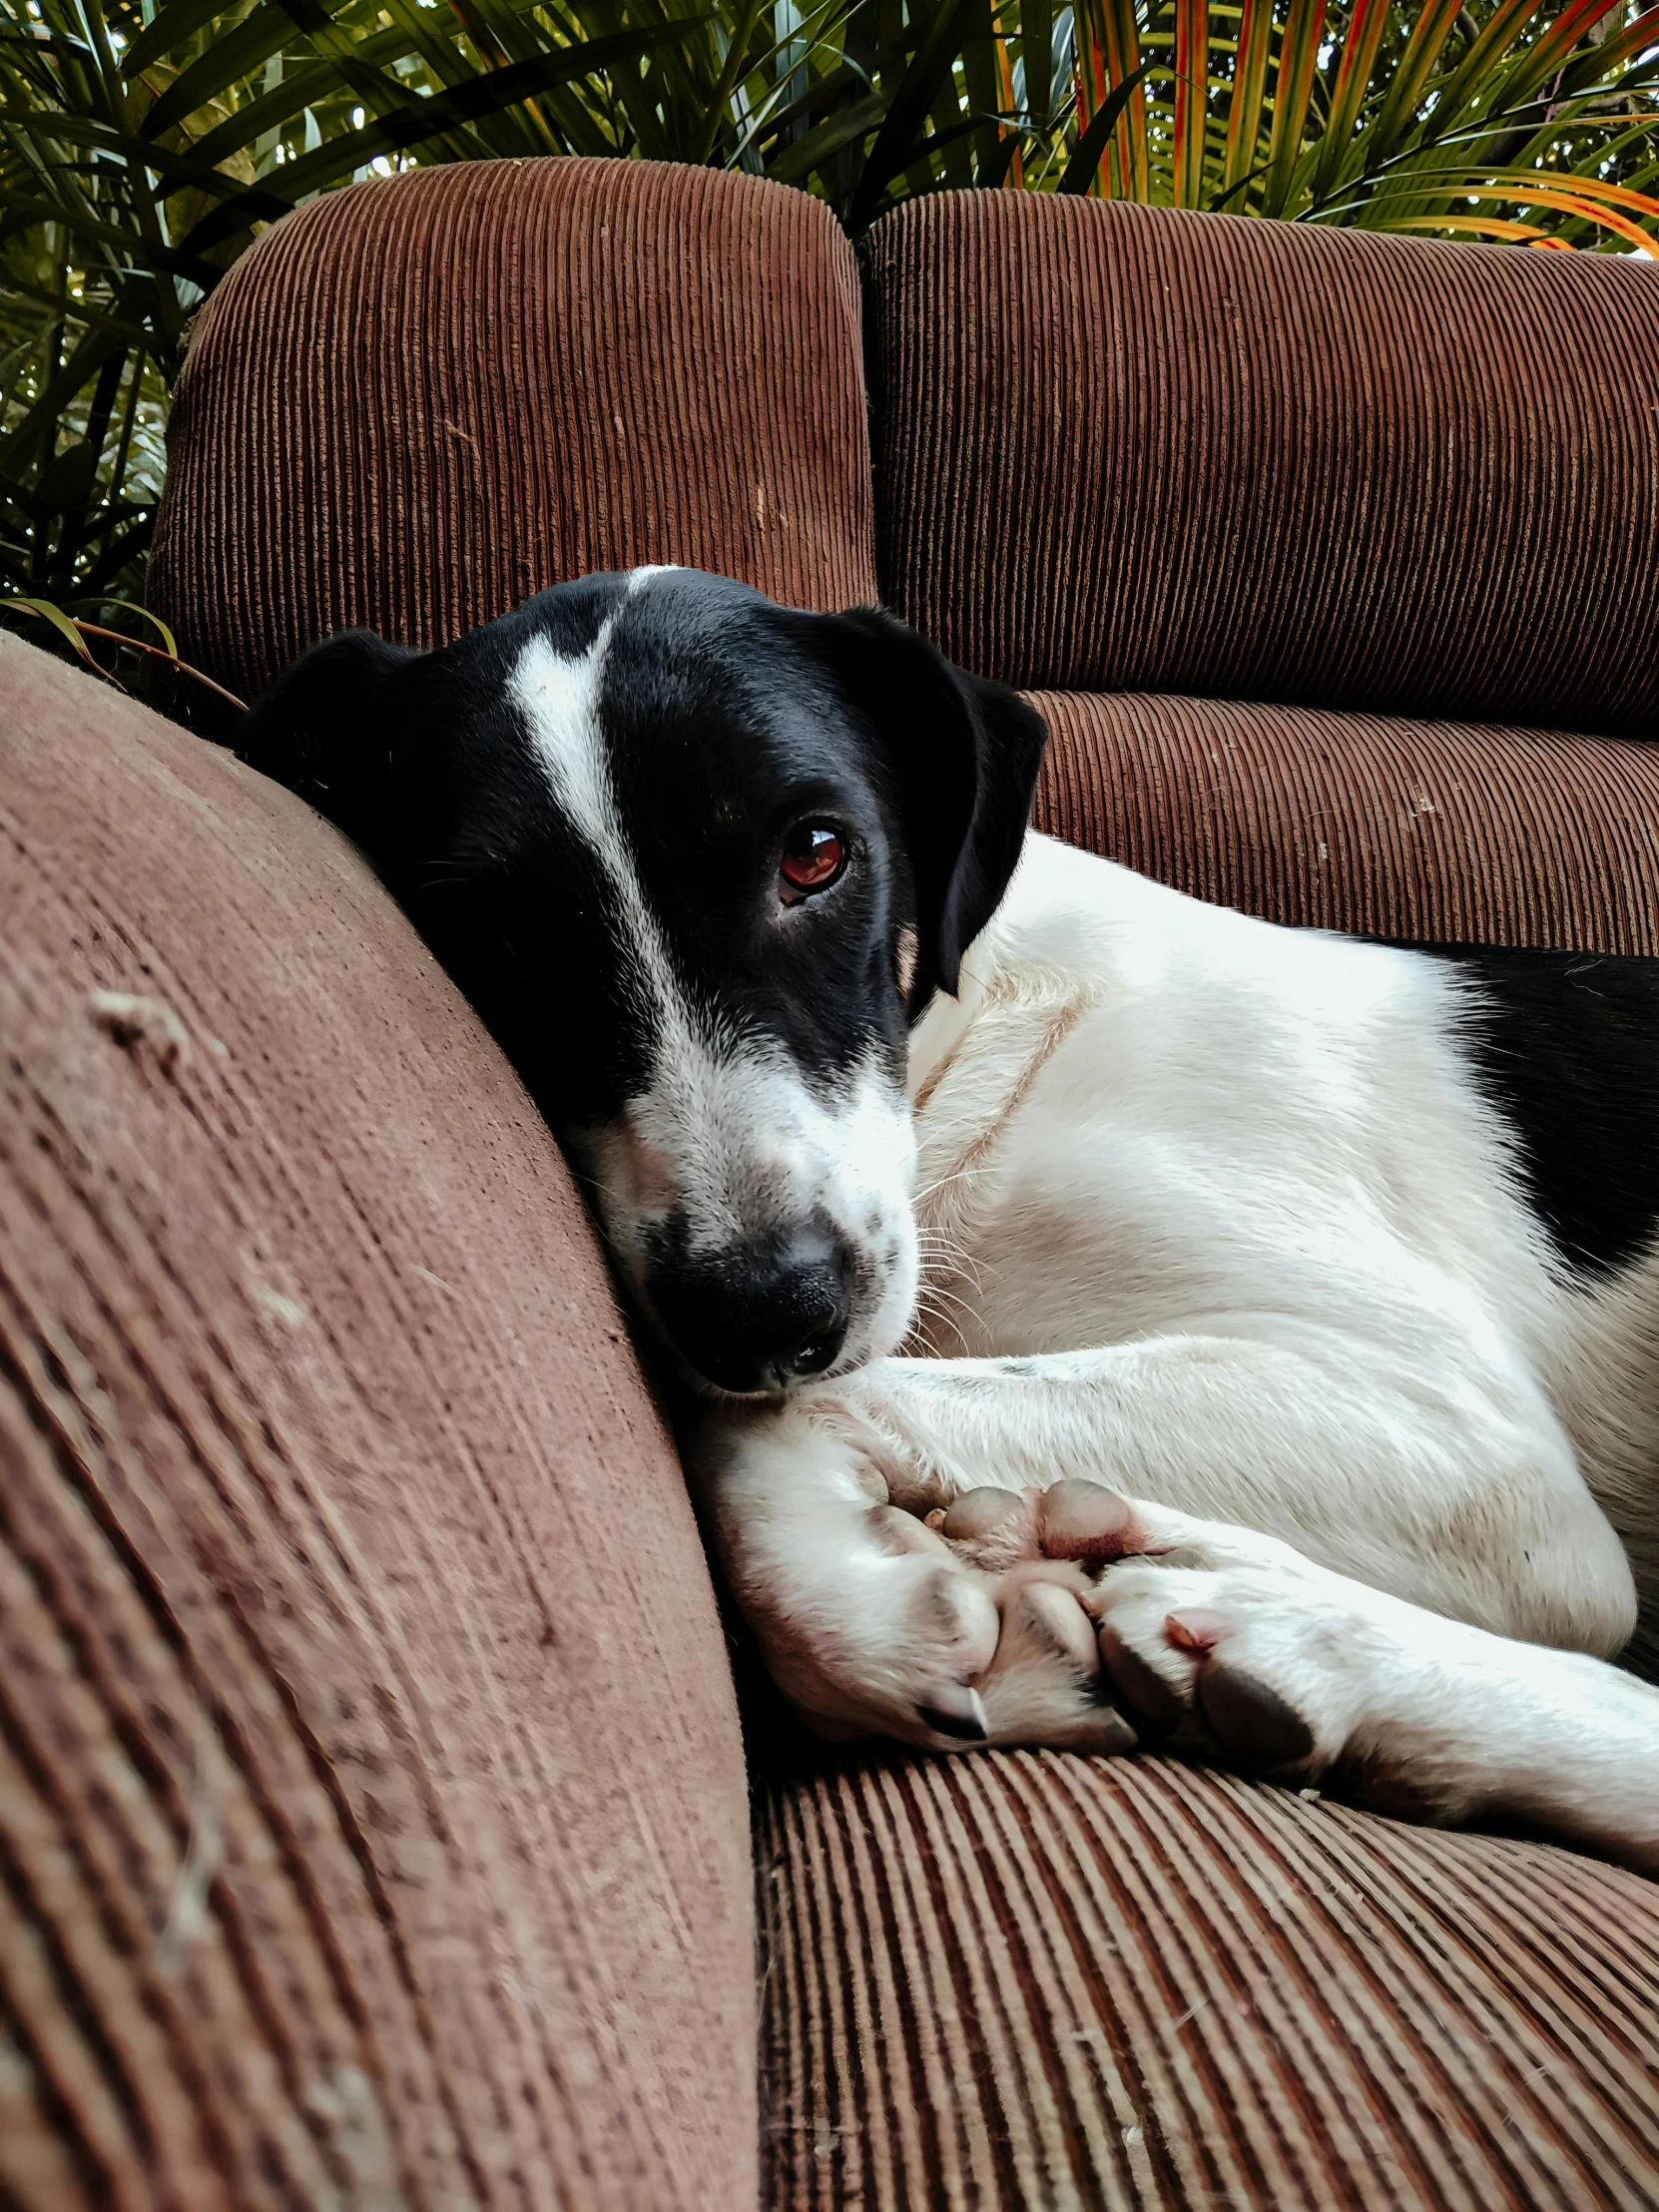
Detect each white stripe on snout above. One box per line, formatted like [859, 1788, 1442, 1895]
[589, 1038, 920, 1371]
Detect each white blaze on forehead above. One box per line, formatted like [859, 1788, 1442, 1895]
[510, 627, 615, 858]
[626, 563, 682, 593]
[509, 624, 681, 1035]
[509, 620, 748, 1129]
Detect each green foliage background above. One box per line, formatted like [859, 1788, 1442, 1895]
[2, 0, 1655, 646]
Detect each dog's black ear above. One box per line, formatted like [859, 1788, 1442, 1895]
[238, 629, 422, 859]
[818, 607, 1050, 1000]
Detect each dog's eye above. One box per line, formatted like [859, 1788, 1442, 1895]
[780, 823, 845, 901]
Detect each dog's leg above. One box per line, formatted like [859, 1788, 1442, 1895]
[1062, 1489, 1659, 1878]
[694, 1403, 1659, 1870]
[692, 1339, 1644, 1797]
[823, 1341, 1638, 1660]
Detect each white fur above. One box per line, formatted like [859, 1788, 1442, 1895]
[689, 834, 1659, 1872]
[582, 1044, 919, 1375]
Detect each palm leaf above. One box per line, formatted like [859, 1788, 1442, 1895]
[1364, 0, 1470, 169]
[1261, 0, 1327, 215]
[1310, 0, 1395, 201]
[5, 0, 1658, 615]
[847, 0, 969, 221]
[1056, 58, 1141, 185]
[1223, 0, 1273, 197]
[1021, 0, 1052, 129]
[1079, 0, 1147, 196]
[1171, 0, 1207, 204]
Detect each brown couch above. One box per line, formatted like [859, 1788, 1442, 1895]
[5, 158, 1659, 2211]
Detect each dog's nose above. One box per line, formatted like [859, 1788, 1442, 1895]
[652, 1229, 853, 1394]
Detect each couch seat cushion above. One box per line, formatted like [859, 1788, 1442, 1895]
[759, 1751, 1659, 2211]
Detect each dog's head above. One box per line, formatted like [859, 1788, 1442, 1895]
[240, 568, 1047, 1394]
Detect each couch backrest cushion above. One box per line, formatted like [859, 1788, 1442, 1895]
[151, 159, 876, 704]
[0, 632, 756, 2212]
[1033, 689, 1659, 952]
[865, 194, 1659, 734]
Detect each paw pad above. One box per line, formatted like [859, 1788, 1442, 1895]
[1034, 1479, 1136, 1562]
[1098, 1623, 1188, 1731]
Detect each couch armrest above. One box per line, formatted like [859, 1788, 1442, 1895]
[0, 633, 756, 2211]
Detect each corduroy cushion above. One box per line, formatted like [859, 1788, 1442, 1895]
[1032, 690, 1659, 951]
[0, 634, 755, 2212]
[865, 194, 1659, 732]
[757, 1753, 1659, 2211]
[149, 158, 877, 707]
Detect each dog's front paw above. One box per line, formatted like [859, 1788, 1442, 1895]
[809, 1480, 1147, 1753]
[762, 1512, 1139, 1755]
[919, 1482, 1149, 1751]
[697, 1410, 1141, 1751]
[771, 1513, 1006, 1745]
[969, 1565, 1141, 1754]
[935, 1479, 1410, 1774]
[1079, 1502, 1410, 1778]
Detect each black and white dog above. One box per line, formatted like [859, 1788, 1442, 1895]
[243, 566, 1659, 1875]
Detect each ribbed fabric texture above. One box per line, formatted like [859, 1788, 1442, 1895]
[1033, 690, 1659, 950]
[758, 1753, 1659, 2212]
[0, 634, 757, 2211]
[865, 194, 1659, 732]
[150, 159, 878, 702]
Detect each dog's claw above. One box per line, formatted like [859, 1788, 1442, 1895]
[917, 1685, 990, 1741]
[1197, 1658, 1316, 1768]
[1083, 1697, 1143, 1754]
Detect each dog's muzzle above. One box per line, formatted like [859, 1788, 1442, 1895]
[649, 1223, 854, 1395]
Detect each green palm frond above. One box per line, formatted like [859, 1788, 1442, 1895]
[3, 0, 1655, 622]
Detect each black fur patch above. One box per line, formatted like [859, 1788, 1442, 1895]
[1412, 944, 1659, 1278]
